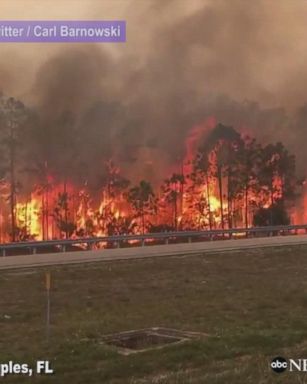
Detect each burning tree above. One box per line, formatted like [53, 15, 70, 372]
[252, 142, 296, 226]
[161, 173, 185, 230]
[127, 180, 157, 234]
[0, 95, 29, 241]
[191, 124, 298, 229]
[191, 124, 241, 229]
[53, 191, 76, 239]
[234, 137, 262, 228]
[0, 95, 301, 244]
[94, 161, 130, 236]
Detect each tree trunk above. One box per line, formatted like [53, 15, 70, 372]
[217, 167, 224, 229]
[180, 162, 184, 216]
[174, 196, 178, 230]
[25, 201, 28, 238]
[41, 194, 45, 240]
[245, 183, 248, 228]
[46, 187, 49, 240]
[9, 137, 16, 242]
[270, 180, 274, 226]
[227, 175, 232, 229]
[141, 207, 145, 235]
[205, 173, 212, 230]
[0, 208, 2, 243]
[64, 180, 68, 239]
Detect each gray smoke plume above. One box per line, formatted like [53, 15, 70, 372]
[1, 0, 307, 184]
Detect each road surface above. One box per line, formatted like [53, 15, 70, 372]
[0, 234, 307, 270]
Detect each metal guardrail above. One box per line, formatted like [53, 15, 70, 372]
[1, 224, 307, 257]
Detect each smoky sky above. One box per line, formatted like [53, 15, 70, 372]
[1, 0, 307, 184]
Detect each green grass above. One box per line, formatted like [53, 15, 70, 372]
[0, 245, 307, 383]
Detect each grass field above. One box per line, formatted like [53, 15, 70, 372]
[0, 245, 307, 383]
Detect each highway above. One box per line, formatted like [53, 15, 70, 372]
[0, 234, 307, 270]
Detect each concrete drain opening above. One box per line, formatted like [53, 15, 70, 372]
[102, 327, 207, 355]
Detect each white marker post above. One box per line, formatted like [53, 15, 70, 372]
[45, 272, 51, 343]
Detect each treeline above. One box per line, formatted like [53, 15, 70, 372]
[0, 95, 301, 241]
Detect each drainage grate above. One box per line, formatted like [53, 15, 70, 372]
[102, 327, 207, 355]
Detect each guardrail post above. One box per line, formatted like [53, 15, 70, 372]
[165, 238, 169, 245]
[33, 247, 36, 255]
[2, 249, 5, 257]
[62, 245, 66, 252]
[141, 239, 145, 246]
[116, 241, 121, 248]
[188, 237, 192, 243]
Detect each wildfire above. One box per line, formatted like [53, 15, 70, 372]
[16, 197, 42, 240]
[208, 195, 221, 212]
[0, 122, 300, 243]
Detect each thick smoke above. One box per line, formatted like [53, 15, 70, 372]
[2, 0, 307, 184]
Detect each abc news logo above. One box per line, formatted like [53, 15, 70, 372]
[271, 357, 307, 373]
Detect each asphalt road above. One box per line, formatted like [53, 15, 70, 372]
[0, 234, 307, 270]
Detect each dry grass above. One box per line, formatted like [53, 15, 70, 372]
[0, 245, 306, 383]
